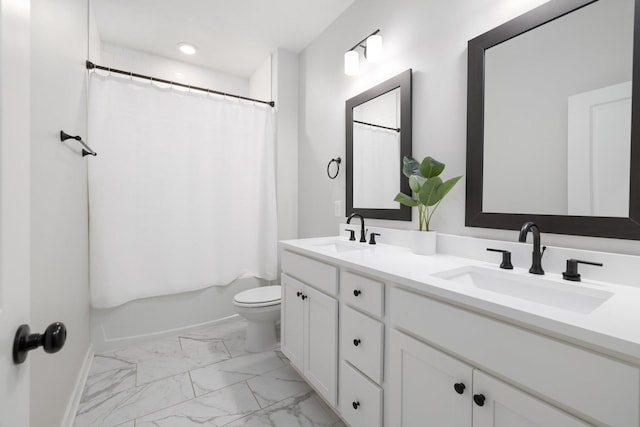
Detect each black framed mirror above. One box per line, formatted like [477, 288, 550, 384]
[346, 69, 412, 220]
[466, 0, 640, 239]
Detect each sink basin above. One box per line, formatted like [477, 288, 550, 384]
[313, 241, 368, 253]
[433, 266, 613, 314]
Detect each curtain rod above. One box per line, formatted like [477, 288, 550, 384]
[353, 120, 400, 133]
[86, 61, 275, 107]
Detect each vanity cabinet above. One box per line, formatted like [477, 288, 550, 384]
[389, 330, 589, 427]
[281, 251, 338, 406]
[339, 270, 385, 427]
[391, 287, 640, 427]
[389, 329, 472, 426]
[280, 243, 640, 427]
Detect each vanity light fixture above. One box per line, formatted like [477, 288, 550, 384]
[344, 50, 359, 76]
[178, 43, 197, 55]
[344, 29, 382, 76]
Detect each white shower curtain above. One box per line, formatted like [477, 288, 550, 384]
[352, 123, 400, 209]
[88, 74, 277, 308]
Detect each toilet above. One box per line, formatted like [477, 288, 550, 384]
[233, 285, 281, 352]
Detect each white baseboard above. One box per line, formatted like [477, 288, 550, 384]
[60, 344, 94, 427]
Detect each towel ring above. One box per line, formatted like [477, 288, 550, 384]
[327, 157, 341, 179]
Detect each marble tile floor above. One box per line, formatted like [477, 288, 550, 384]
[74, 318, 346, 427]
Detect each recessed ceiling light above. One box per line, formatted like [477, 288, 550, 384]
[178, 43, 197, 55]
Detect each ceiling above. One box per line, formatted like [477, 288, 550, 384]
[92, 0, 355, 78]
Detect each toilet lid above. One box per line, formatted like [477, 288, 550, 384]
[234, 285, 281, 305]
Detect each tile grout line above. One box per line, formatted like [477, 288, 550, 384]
[187, 370, 197, 398]
[245, 378, 263, 409]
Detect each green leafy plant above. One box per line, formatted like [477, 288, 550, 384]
[394, 156, 462, 231]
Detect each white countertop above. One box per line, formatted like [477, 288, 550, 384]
[280, 236, 640, 364]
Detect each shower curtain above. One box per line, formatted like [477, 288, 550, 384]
[87, 74, 277, 308]
[352, 123, 400, 209]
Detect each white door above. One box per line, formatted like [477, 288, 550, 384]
[389, 330, 472, 427]
[281, 274, 304, 369]
[472, 370, 589, 427]
[304, 285, 338, 406]
[0, 0, 32, 426]
[567, 81, 632, 217]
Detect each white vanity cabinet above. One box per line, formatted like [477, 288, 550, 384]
[279, 242, 640, 427]
[391, 287, 640, 427]
[389, 329, 473, 427]
[389, 330, 589, 427]
[281, 251, 339, 406]
[339, 270, 385, 427]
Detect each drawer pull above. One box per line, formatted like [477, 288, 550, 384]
[296, 291, 302, 297]
[454, 382, 466, 395]
[353, 338, 361, 347]
[473, 394, 486, 407]
[301, 294, 308, 300]
[353, 289, 362, 297]
[352, 401, 360, 410]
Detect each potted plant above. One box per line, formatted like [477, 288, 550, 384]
[394, 155, 462, 253]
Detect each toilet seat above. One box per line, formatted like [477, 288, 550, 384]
[233, 285, 281, 308]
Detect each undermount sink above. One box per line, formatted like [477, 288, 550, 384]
[313, 241, 368, 253]
[433, 266, 614, 314]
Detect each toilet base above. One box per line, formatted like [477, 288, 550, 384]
[245, 320, 278, 352]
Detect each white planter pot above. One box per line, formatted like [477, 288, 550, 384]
[411, 230, 437, 255]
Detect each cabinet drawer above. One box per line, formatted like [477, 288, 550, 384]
[340, 361, 382, 427]
[341, 271, 384, 317]
[341, 305, 384, 384]
[391, 287, 640, 427]
[281, 250, 337, 296]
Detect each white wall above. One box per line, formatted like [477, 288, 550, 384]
[273, 49, 300, 241]
[96, 42, 250, 97]
[250, 50, 299, 243]
[30, 0, 91, 425]
[298, 0, 640, 256]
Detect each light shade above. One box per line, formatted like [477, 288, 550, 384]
[366, 34, 383, 63]
[178, 43, 197, 55]
[344, 50, 359, 76]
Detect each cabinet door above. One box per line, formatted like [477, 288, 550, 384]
[473, 370, 590, 427]
[304, 285, 338, 406]
[281, 274, 304, 370]
[389, 330, 472, 427]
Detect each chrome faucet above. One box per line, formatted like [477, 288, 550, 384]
[518, 221, 546, 275]
[347, 213, 367, 243]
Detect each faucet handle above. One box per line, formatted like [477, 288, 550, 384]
[369, 233, 380, 245]
[486, 248, 513, 269]
[562, 259, 603, 282]
[344, 228, 356, 241]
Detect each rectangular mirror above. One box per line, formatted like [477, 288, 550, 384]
[346, 69, 412, 220]
[466, 0, 640, 239]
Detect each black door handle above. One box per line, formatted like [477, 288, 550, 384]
[13, 322, 67, 364]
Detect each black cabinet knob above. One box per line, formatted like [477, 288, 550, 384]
[352, 401, 360, 410]
[473, 394, 486, 407]
[13, 322, 67, 364]
[454, 383, 466, 395]
[353, 289, 361, 297]
[301, 294, 307, 300]
[353, 338, 361, 347]
[296, 291, 301, 297]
